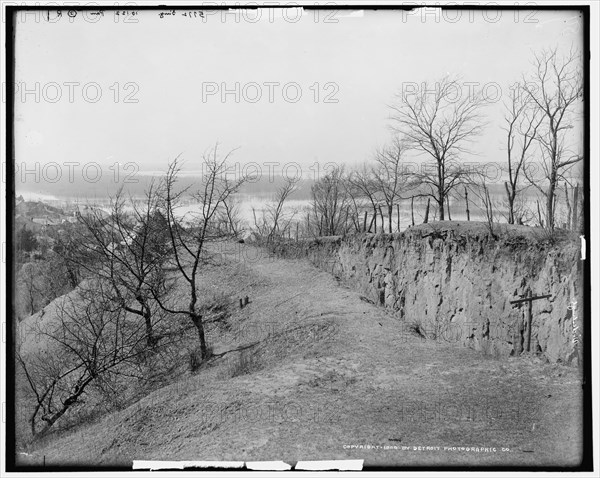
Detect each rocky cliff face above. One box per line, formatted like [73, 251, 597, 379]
[272, 222, 583, 364]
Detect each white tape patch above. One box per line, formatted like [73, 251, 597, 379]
[246, 461, 292, 470]
[295, 459, 364, 470]
[132, 461, 244, 470]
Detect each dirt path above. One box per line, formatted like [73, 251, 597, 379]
[25, 244, 583, 468]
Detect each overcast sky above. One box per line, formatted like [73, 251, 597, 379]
[14, 7, 583, 179]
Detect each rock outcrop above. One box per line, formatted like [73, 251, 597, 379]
[272, 222, 583, 364]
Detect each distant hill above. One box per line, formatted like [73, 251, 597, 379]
[16, 174, 317, 202]
[16, 201, 64, 218]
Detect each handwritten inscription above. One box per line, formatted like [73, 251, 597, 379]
[182, 11, 206, 19]
[35, 8, 343, 25]
[158, 10, 176, 19]
[37, 9, 341, 24]
[159, 10, 206, 19]
[43, 9, 136, 23]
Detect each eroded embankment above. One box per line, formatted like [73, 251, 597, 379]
[270, 222, 583, 364]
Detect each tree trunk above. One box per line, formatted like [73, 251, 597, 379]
[67, 268, 78, 289]
[379, 206, 385, 232]
[373, 207, 377, 233]
[536, 199, 544, 228]
[343, 206, 350, 235]
[446, 196, 452, 221]
[28, 289, 35, 316]
[564, 183, 572, 230]
[35, 376, 94, 437]
[363, 211, 368, 232]
[484, 186, 495, 234]
[437, 190, 445, 220]
[464, 186, 471, 222]
[546, 173, 557, 229]
[396, 203, 401, 232]
[30, 412, 37, 438]
[424, 198, 430, 224]
[367, 213, 375, 233]
[191, 313, 208, 359]
[388, 205, 393, 233]
[144, 312, 154, 347]
[137, 297, 155, 347]
[411, 197, 415, 226]
[572, 183, 579, 231]
[437, 160, 445, 220]
[504, 181, 514, 224]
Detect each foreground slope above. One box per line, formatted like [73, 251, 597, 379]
[20, 243, 583, 467]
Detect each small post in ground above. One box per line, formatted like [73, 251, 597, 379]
[510, 290, 552, 353]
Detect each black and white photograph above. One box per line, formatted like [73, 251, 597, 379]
[1, 1, 598, 475]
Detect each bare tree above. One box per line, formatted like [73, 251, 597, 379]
[522, 47, 583, 229]
[310, 166, 352, 236]
[252, 178, 298, 243]
[154, 145, 245, 360]
[74, 183, 170, 347]
[390, 76, 486, 220]
[252, 180, 297, 241]
[469, 171, 497, 237]
[348, 164, 379, 231]
[17, 286, 150, 437]
[372, 136, 413, 232]
[49, 223, 89, 290]
[503, 83, 543, 224]
[343, 176, 370, 233]
[219, 194, 245, 238]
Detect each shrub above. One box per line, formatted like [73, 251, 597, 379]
[405, 319, 427, 339]
[228, 349, 258, 378]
